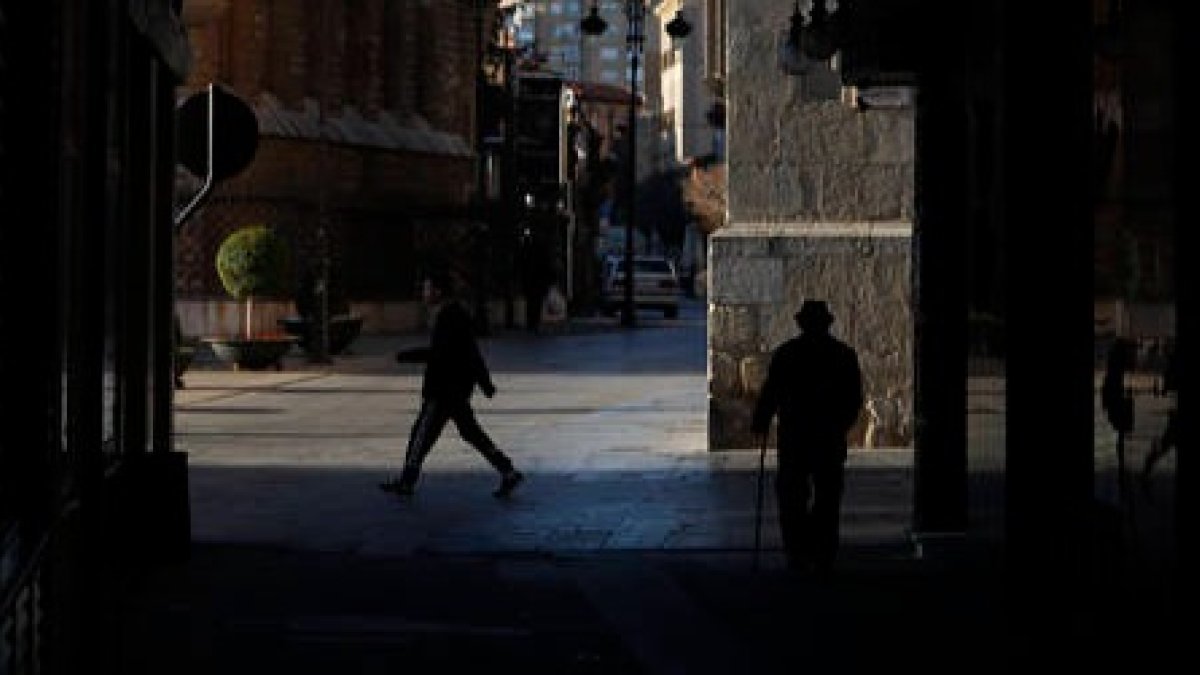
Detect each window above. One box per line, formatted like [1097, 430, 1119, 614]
[600, 46, 620, 61]
[549, 45, 581, 76]
[553, 45, 581, 62]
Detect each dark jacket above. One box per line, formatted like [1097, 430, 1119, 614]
[1101, 345, 1134, 434]
[752, 332, 864, 460]
[397, 301, 494, 401]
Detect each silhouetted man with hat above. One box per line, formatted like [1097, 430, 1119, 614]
[753, 300, 863, 574]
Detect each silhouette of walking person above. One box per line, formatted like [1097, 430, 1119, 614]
[753, 300, 863, 575]
[518, 234, 553, 334]
[1141, 345, 1177, 495]
[1101, 338, 1136, 480]
[381, 269, 524, 499]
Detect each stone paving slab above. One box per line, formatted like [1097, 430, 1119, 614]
[132, 301, 1185, 675]
[176, 301, 917, 560]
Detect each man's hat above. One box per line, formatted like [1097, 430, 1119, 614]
[795, 300, 834, 328]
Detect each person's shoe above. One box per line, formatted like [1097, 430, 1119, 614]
[493, 470, 524, 498]
[379, 478, 414, 497]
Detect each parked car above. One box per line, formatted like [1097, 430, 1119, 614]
[600, 255, 680, 318]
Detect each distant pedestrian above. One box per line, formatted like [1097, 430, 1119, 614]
[1141, 345, 1178, 492]
[753, 300, 863, 575]
[380, 269, 524, 499]
[1101, 338, 1136, 475]
[518, 234, 553, 334]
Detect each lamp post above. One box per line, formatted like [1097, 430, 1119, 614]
[483, 4, 521, 329]
[582, 2, 690, 328]
[310, 0, 334, 364]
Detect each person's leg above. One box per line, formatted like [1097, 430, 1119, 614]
[384, 399, 450, 494]
[775, 468, 814, 571]
[449, 400, 513, 472]
[449, 400, 523, 497]
[1142, 410, 1177, 479]
[811, 459, 846, 573]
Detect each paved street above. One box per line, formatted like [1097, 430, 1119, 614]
[175, 297, 915, 556]
[128, 297, 1180, 674]
[149, 298, 957, 675]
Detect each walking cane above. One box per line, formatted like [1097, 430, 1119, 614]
[753, 433, 768, 571]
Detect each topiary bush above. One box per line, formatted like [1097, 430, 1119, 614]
[215, 225, 290, 336]
[216, 225, 290, 299]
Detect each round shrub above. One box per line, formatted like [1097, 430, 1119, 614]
[215, 225, 290, 300]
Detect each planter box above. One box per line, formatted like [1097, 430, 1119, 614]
[203, 336, 297, 370]
[277, 314, 364, 356]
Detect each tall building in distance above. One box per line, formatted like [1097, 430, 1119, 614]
[515, 1, 667, 173]
[520, 1, 723, 171]
[656, 0, 723, 166]
[515, 0, 664, 119]
[519, 1, 658, 95]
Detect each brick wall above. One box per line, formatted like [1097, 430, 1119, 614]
[178, 0, 484, 335]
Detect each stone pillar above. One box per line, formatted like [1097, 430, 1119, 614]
[1172, 3, 1195, 605]
[712, 2, 914, 450]
[1000, 2, 1094, 661]
[911, 3, 968, 535]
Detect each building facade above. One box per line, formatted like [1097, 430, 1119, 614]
[177, 0, 486, 338]
[524, 0, 657, 96]
[1, 2, 190, 671]
[1092, 0, 1175, 342]
[712, 2, 914, 450]
[654, 0, 720, 165]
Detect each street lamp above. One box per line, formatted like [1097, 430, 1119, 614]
[482, 4, 522, 329]
[785, 0, 843, 65]
[582, 1, 689, 328]
[310, 0, 335, 364]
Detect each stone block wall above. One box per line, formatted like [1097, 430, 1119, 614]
[708, 225, 912, 450]
[711, 0, 915, 450]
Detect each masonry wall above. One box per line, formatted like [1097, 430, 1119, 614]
[177, 0, 481, 337]
[711, 2, 914, 450]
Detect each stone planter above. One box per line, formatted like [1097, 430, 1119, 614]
[277, 314, 364, 356]
[203, 336, 297, 371]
